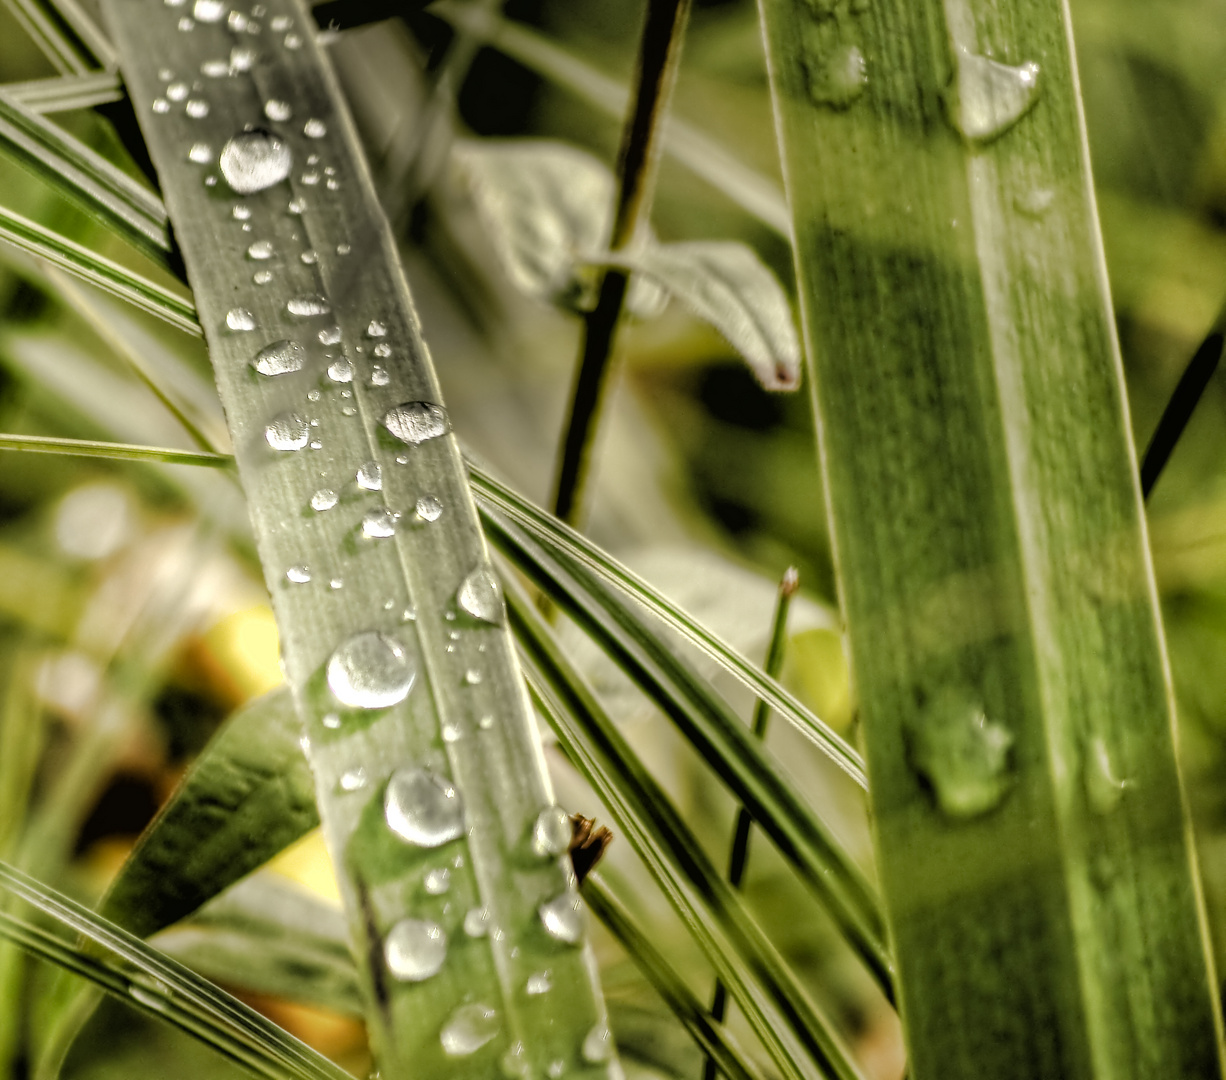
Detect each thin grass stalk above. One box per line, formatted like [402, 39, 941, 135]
[100, 1, 613, 1077]
[550, 0, 692, 528]
[5, 73, 124, 113]
[757, 0, 1225, 1074]
[0, 433, 229, 466]
[703, 566, 797, 1080]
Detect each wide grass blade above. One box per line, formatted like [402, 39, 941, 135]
[757, 0, 1226, 1075]
[100, 1, 613, 1077]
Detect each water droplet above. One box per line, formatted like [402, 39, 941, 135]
[308, 389, 321, 402]
[252, 339, 306, 376]
[247, 239, 274, 260]
[186, 99, 210, 118]
[442, 722, 461, 742]
[327, 356, 353, 382]
[201, 58, 229, 77]
[328, 631, 416, 708]
[337, 243, 352, 255]
[362, 507, 398, 538]
[226, 8, 246, 27]
[1015, 187, 1055, 217]
[287, 197, 307, 216]
[538, 892, 584, 944]
[457, 567, 504, 625]
[226, 308, 255, 331]
[178, 17, 194, 30]
[531, 806, 572, 858]
[304, 118, 327, 138]
[220, 130, 292, 193]
[502, 1042, 530, 1079]
[264, 99, 292, 122]
[373, 342, 392, 358]
[526, 970, 552, 995]
[327, 178, 340, 191]
[440, 1003, 499, 1057]
[384, 917, 447, 981]
[311, 488, 338, 511]
[416, 495, 443, 522]
[287, 294, 331, 317]
[385, 767, 464, 846]
[192, 0, 224, 21]
[253, 269, 273, 285]
[167, 81, 189, 101]
[582, 1022, 612, 1064]
[270, 13, 291, 29]
[330, 577, 343, 590]
[945, 48, 1041, 143]
[464, 906, 490, 937]
[366, 320, 387, 338]
[188, 141, 212, 164]
[479, 714, 493, 730]
[547, 1061, 564, 1078]
[1085, 736, 1127, 814]
[371, 365, 390, 387]
[286, 564, 311, 583]
[340, 766, 368, 791]
[356, 462, 382, 490]
[264, 412, 309, 451]
[284, 32, 301, 48]
[319, 326, 342, 345]
[301, 170, 319, 185]
[906, 690, 1014, 818]
[232, 203, 251, 221]
[229, 44, 255, 71]
[151, 98, 170, 113]
[806, 41, 867, 108]
[323, 712, 341, 729]
[424, 867, 451, 894]
[382, 402, 449, 445]
[299, 250, 317, 265]
[402, 605, 417, 622]
[463, 669, 482, 686]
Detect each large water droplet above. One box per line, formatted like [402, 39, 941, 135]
[464, 906, 490, 937]
[327, 631, 416, 708]
[287, 294, 331, 317]
[311, 488, 338, 511]
[1085, 735, 1127, 815]
[220, 130, 292, 193]
[526, 971, 552, 995]
[416, 496, 443, 522]
[385, 767, 464, 846]
[247, 239, 274, 260]
[384, 917, 447, 981]
[264, 99, 292, 122]
[192, 0, 224, 21]
[327, 356, 354, 382]
[582, 1022, 612, 1064]
[538, 892, 584, 945]
[424, 867, 451, 894]
[440, 1003, 499, 1057]
[382, 402, 449, 445]
[304, 118, 327, 138]
[226, 307, 255, 331]
[457, 567, 504, 625]
[356, 461, 382, 490]
[252, 339, 306, 376]
[945, 48, 1041, 143]
[906, 690, 1013, 818]
[531, 806, 572, 858]
[362, 507, 398, 538]
[265, 412, 309, 450]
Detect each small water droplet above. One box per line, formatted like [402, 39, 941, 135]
[327, 356, 354, 382]
[366, 320, 387, 338]
[356, 462, 382, 490]
[456, 567, 504, 625]
[252, 339, 306, 376]
[311, 488, 338, 511]
[440, 1003, 499, 1057]
[371, 365, 390, 387]
[479, 714, 493, 730]
[526, 970, 552, 995]
[424, 867, 451, 894]
[167, 81, 189, 101]
[299, 250, 317, 265]
[304, 118, 327, 138]
[501, 1042, 529, 1079]
[547, 1061, 564, 1078]
[220, 130, 292, 193]
[247, 239, 274, 260]
[385, 767, 464, 846]
[287, 294, 331, 317]
[301, 170, 319, 185]
[383, 401, 449, 445]
[192, 0, 224, 21]
[806, 40, 867, 109]
[340, 766, 368, 791]
[906, 690, 1014, 818]
[464, 906, 490, 937]
[384, 917, 447, 981]
[308, 389, 321, 402]
[1015, 187, 1055, 217]
[330, 577, 343, 590]
[531, 806, 572, 858]
[229, 44, 255, 71]
[318, 326, 342, 345]
[178, 16, 194, 30]
[226, 308, 255, 331]
[201, 58, 228, 77]
[286, 564, 311, 583]
[402, 605, 417, 622]
[264, 99, 292, 122]
[232, 203, 251, 221]
[264, 412, 309, 450]
[286, 198, 307, 217]
[326, 178, 340, 191]
[1085, 736, 1127, 814]
[442, 721, 461, 742]
[284, 32, 301, 48]
[463, 669, 482, 686]
[328, 631, 416, 708]
[373, 343, 392, 358]
[945, 48, 1041, 143]
[253, 269, 273, 285]
[416, 495, 443, 522]
[152, 98, 170, 113]
[337, 243, 352, 255]
[188, 141, 212, 164]
[186, 99, 210, 118]
[582, 1022, 612, 1064]
[270, 13, 291, 29]
[323, 712, 341, 729]
[362, 507, 399, 538]
[538, 892, 584, 944]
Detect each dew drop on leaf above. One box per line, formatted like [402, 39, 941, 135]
[327, 631, 416, 708]
[383, 402, 449, 445]
[327, 356, 354, 382]
[286, 564, 311, 583]
[318, 326, 342, 346]
[415, 495, 443, 522]
[252, 339, 306, 376]
[464, 906, 490, 937]
[531, 806, 572, 858]
[220, 130, 292, 193]
[253, 270, 273, 285]
[188, 142, 212, 164]
[304, 118, 327, 138]
[247, 239, 274, 260]
[906, 690, 1014, 818]
[232, 203, 251, 220]
[167, 81, 188, 101]
[582, 1023, 612, 1064]
[185, 99, 209, 119]
[945, 48, 1041, 143]
[287, 294, 331, 317]
[192, 0, 224, 22]
[356, 461, 382, 490]
[526, 971, 552, 995]
[424, 867, 451, 894]
[264, 411, 309, 450]
[310, 488, 338, 511]
[440, 1003, 499, 1057]
[456, 567, 504, 624]
[362, 507, 398, 538]
[229, 45, 255, 72]
[264, 99, 292, 122]
[384, 917, 447, 981]
[385, 767, 464, 846]
[538, 892, 584, 944]
[340, 767, 367, 791]
[226, 308, 255, 331]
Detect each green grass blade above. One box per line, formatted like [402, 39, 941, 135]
[0, 89, 170, 263]
[465, 460, 864, 786]
[0, 203, 199, 334]
[101, 1, 613, 1076]
[507, 576, 864, 1080]
[0, 862, 354, 1080]
[582, 874, 765, 1080]
[757, 0, 1226, 1076]
[0, 0, 91, 74]
[5, 72, 124, 113]
[0, 432, 229, 466]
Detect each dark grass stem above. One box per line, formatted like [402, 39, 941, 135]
[1140, 322, 1225, 501]
[551, 0, 692, 528]
[703, 566, 798, 1080]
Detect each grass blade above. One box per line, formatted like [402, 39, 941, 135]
[5, 72, 124, 113]
[0, 432, 229, 466]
